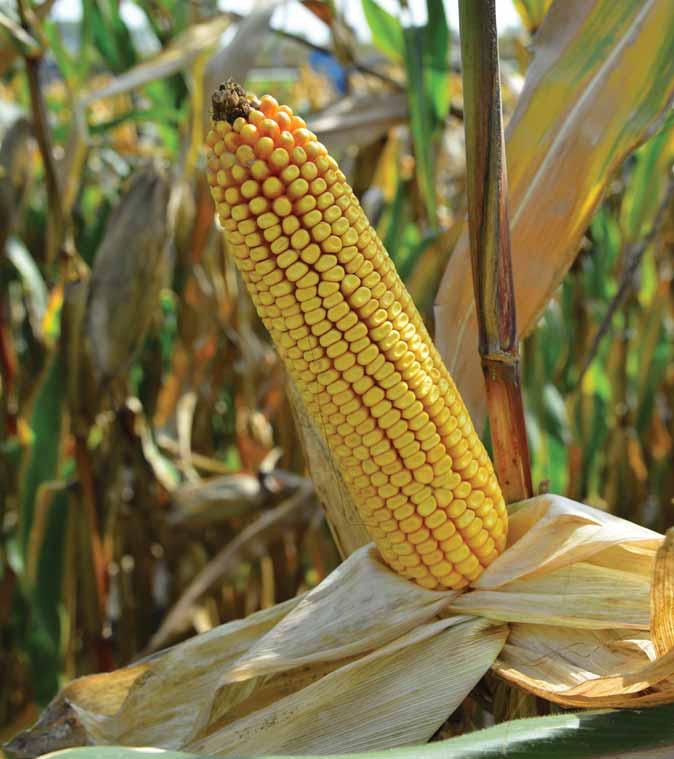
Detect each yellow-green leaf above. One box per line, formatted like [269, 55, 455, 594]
[435, 0, 674, 428]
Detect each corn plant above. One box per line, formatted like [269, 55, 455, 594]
[2, 0, 674, 757]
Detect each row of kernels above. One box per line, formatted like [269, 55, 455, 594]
[207, 113, 502, 588]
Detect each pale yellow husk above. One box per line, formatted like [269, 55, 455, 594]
[10, 494, 674, 758]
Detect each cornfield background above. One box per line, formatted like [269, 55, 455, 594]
[2, 0, 674, 754]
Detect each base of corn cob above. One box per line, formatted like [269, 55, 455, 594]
[206, 80, 507, 590]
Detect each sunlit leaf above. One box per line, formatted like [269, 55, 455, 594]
[436, 0, 674, 427]
[81, 14, 231, 105]
[513, 0, 553, 33]
[5, 236, 47, 334]
[362, 0, 404, 61]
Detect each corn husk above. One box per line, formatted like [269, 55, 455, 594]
[9, 494, 674, 758]
[85, 165, 172, 386]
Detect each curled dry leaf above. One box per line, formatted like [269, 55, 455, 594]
[651, 527, 674, 657]
[10, 495, 674, 758]
[169, 473, 269, 525]
[307, 93, 409, 153]
[85, 165, 172, 386]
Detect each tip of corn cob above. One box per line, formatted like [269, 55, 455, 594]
[205, 81, 508, 590]
[212, 79, 260, 124]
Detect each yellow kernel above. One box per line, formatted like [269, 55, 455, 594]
[456, 554, 481, 577]
[361, 387, 384, 408]
[285, 261, 309, 282]
[288, 178, 309, 199]
[323, 291, 343, 309]
[270, 236, 289, 254]
[327, 302, 349, 322]
[299, 208, 320, 228]
[448, 499, 467, 518]
[447, 544, 470, 564]
[341, 274, 360, 296]
[343, 323, 366, 342]
[417, 497, 437, 518]
[262, 177, 284, 198]
[305, 308, 326, 326]
[324, 265, 345, 282]
[357, 344, 379, 366]
[272, 197, 292, 217]
[235, 144, 255, 165]
[432, 520, 456, 542]
[455, 509, 475, 530]
[428, 561, 453, 578]
[277, 250, 298, 268]
[323, 235, 343, 253]
[371, 399, 392, 418]
[413, 464, 434, 484]
[455, 481, 472, 499]
[417, 538, 439, 556]
[327, 340, 348, 359]
[269, 147, 289, 170]
[337, 312, 358, 332]
[270, 281, 293, 297]
[319, 329, 340, 347]
[463, 517, 483, 539]
[393, 504, 415, 521]
[310, 222, 330, 243]
[387, 471, 411, 490]
[344, 365, 365, 383]
[297, 271, 320, 288]
[241, 179, 260, 199]
[399, 515, 423, 533]
[281, 164, 300, 184]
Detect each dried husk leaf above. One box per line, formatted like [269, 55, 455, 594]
[10, 496, 674, 758]
[288, 380, 371, 557]
[7, 548, 483, 758]
[0, 116, 32, 253]
[169, 473, 267, 525]
[651, 527, 674, 657]
[494, 625, 674, 707]
[450, 495, 661, 630]
[480, 497, 674, 709]
[186, 617, 506, 757]
[85, 165, 172, 385]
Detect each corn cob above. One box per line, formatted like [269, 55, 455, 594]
[205, 81, 507, 589]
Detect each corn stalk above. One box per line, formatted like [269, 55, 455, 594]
[458, 0, 533, 503]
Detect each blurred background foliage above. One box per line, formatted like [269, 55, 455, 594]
[1, 0, 674, 747]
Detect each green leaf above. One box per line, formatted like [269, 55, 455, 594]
[27, 481, 71, 704]
[362, 0, 404, 61]
[403, 23, 437, 223]
[620, 110, 674, 245]
[35, 703, 674, 759]
[399, 0, 450, 225]
[43, 20, 79, 88]
[422, 0, 450, 122]
[86, 0, 137, 74]
[19, 352, 65, 557]
[382, 178, 409, 264]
